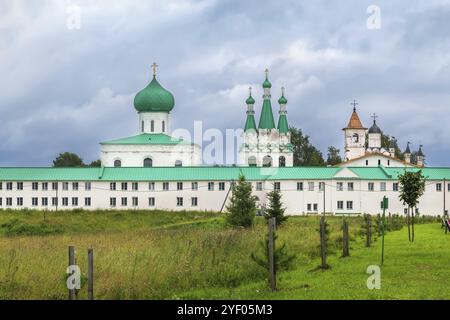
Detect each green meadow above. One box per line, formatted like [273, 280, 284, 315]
[0, 209, 448, 299]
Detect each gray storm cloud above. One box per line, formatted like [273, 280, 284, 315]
[1, 0, 450, 166]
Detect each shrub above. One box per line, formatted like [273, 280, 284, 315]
[1, 219, 64, 236]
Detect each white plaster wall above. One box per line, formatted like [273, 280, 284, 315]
[138, 112, 170, 134]
[343, 128, 367, 161]
[1, 179, 447, 216]
[338, 155, 413, 168]
[101, 143, 202, 167]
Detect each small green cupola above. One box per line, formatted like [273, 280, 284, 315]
[134, 63, 175, 113]
[262, 68, 272, 88]
[277, 87, 289, 134]
[258, 69, 276, 130]
[244, 87, 257, 132]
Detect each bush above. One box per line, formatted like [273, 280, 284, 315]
[1, 219, 64, 236]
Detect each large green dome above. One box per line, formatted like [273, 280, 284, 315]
[134, 76, 175, 113]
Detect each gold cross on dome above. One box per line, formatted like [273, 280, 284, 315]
[152, 62, 158, 77]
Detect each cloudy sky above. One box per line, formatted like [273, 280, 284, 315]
[1, 0, 450, 166]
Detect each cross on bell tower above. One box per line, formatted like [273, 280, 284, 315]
[350, 99, 358, 112]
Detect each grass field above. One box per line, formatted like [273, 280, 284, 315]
[0, 209, 448, 300]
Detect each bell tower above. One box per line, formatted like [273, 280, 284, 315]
[343, 100, 367, 161]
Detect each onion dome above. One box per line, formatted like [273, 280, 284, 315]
[278, 87, 288, 104]
[134, 63, 175, 113]
[246, 87, 255, 105]
[368, 120, 382, 134]
[262, 68, 272, 88]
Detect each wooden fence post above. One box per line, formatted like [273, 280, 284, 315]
[342, 219, 349, 257]
[68, 246, 75, 300]
[320, 216, 327, 269]
[88, 248, 94, 300]
[366, 215, 372, 247]
[268, 217, 276, 292]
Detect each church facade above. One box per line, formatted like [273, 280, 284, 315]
[0, 67, 448, 216]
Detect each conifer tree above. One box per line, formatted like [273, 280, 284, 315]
[265, 189, 288, 226]
[226, 174, 257, 228]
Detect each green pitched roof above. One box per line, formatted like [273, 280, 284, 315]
[100, 134, 193, 146]
[277, 114, 289, 133]
[2, 166, 450, 182]
[134, 76, 175, 113]
[258, 99, 276, 129]
[244, 114, 257, 132]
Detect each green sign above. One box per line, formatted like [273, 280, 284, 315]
[381, 197, 389, 210]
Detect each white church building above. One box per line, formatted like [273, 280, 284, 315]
[0, 66, 448, 216]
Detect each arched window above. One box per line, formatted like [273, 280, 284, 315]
[263, 155, 272, 167]
[279, 156, 286, 167]
[162, 121, 166, 133]
[144, 158, 153, 167]
[114, 160, 122, 167]
[248, 156, 257, 167]
[151, 120, 154, 132]
[141, 121, 144, 132]
[352, 133, 359, 143]
[175, 160, 183, 167]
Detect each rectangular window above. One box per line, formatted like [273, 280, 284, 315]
[132, 182, 139, 191]
[132, 197, 138, 207]
[32, 197, 38, 206]
[42, 182, 48, 191]
[448, 183, 450, 192]
[313, 204, 318, 211]
[368, 182, 375, 191]
[347, 201, 353, 210]
[63, 182, 69, 191]
[32, 182, 38, 190]
[380, 182, 386, 191]
[42, 197, 48, 206]
[72, 197, 78, 206]
[177, 182, 183, 191]
[347, 182, 354, 191]
[85, 197, 91, 206]
[72, 182, 79, 191]
[110, 182, 116, 191]
[163, 182, 169, 191]
[393, 183, 399, 191]
[208, 182, 214, 191]
[308, 182, 314, 191]
[17, 182, 23, 190]
[110, 197, 116, 207]
[17, 198, 23, 206]
[177, 197, 183, 206]
[0, 182, 2, 190]
[6, 198, 12, 206]
[121, 197, 127, 206]
[256, 182, 263, 191]
[0, 198, 2, 206]
[337, 182, 343, 191]
[6, 182, 13, 190]
[319, 182, 325, 191]
[337, 201, 344, 210]
[274, 182, 281, 190]
[191, 182, 198, 191]
[52, 182, 58, 190]
[121, 182, 128, 191]
[307, 203, 312, 211]
[85, 182, 91, 191]
[149, 197, 155, 207]
[297, 182, 303, 191]
[62, 197, 69, 206]
[52, 197, 58, 206]
[219, 182, 225, 191]
[436, 183, 442, 192]
[192, 197, 198, 207]
[149, 182, 155, 191]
